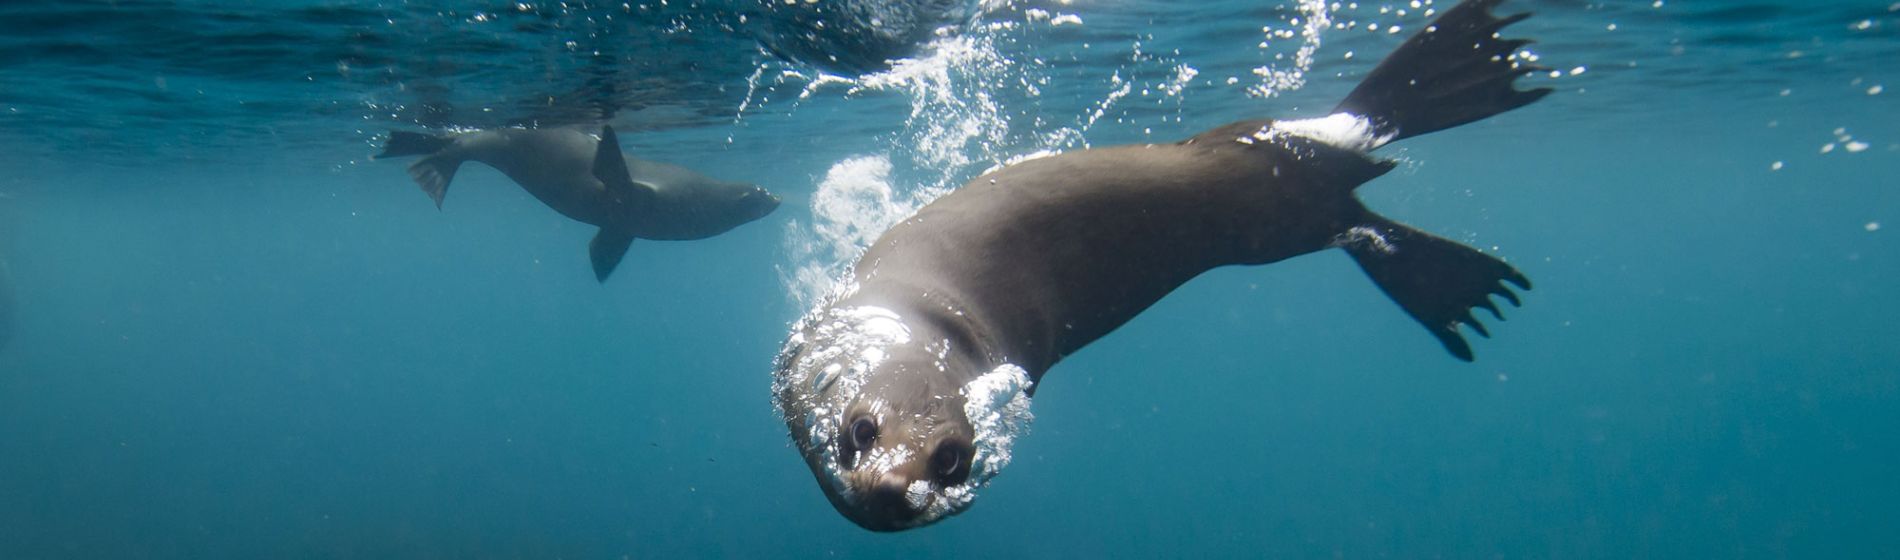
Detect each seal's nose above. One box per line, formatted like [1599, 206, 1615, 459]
[840, 475, 922, 532]
[748, 186, 782, 214]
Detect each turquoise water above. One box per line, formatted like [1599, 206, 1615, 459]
[2, 0, 1897, 557]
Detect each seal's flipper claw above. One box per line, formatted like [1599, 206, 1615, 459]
[1341, 212, 1530, 362]
[589, 229, 635, 283]
[1333, 0, 1549, 142]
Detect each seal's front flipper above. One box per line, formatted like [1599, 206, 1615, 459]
[589, 229, 636, 283]
[592, 126, 632, 188]
[1340, 213, 1530, 361]
[590, 125, 653, 207]
[1333, 0, 1551, 142]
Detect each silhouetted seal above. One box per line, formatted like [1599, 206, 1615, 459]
[376, 125, 781, 281]
[773, 0, 1551, 531]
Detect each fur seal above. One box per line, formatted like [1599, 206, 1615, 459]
[375, 125, 781, 281]
[772, 0, 1551, 531]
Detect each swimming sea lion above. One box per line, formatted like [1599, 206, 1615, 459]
[375, 125, 781, 281]
[772, 0, 1551, 531]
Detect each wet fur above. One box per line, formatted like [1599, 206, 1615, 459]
[777, 0, 1550, 530]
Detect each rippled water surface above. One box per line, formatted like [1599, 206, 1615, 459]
[1, 0, 1896, 557]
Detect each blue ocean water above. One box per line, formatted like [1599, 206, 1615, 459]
[1, 0, 1896, 557]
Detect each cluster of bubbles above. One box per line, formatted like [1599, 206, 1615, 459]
[1250, 0, 1333, 97]
[746, 0, 1666, 308]
[761, 2, 1271, 308]
[762, 5, 1087, 308]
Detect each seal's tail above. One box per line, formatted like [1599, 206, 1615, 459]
[1333, 0, 1551, 143]
[1340, 213, 1530, 361]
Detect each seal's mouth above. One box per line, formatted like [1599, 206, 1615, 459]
[744, 186, 781, 217]
[827, 472, 933, 532]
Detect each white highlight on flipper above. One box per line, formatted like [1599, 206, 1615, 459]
[1263, 113, 1396, 152]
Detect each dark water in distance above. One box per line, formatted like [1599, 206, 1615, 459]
[1, 0, 1896, 558]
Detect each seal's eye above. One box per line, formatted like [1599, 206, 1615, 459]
[838, 416, 878, 470]
[849, 417, 878, 452]
[929, 440, 972, 486]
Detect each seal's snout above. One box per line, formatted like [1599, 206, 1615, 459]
[838, 474, 924, 532]
[742, 185, 782, 219]
[861, 477, 920, 530]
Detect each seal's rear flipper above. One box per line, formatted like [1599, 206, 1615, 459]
[589, 229, 635, 283]
[1340, 213, 1530, 361]
[375, 131, 454, 160]
[1333, 0, 1552, 142]
[406, 157, 461, 209]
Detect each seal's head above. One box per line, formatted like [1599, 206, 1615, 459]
[729, 182, 783, 224]
[772, 294, 1033, 531]
[650, 174, 781, 238]
[692, 180, 781, 231]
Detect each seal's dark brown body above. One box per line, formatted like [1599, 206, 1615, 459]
[775, 0, 1553, 531]
[848, 127, 1391, 382]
